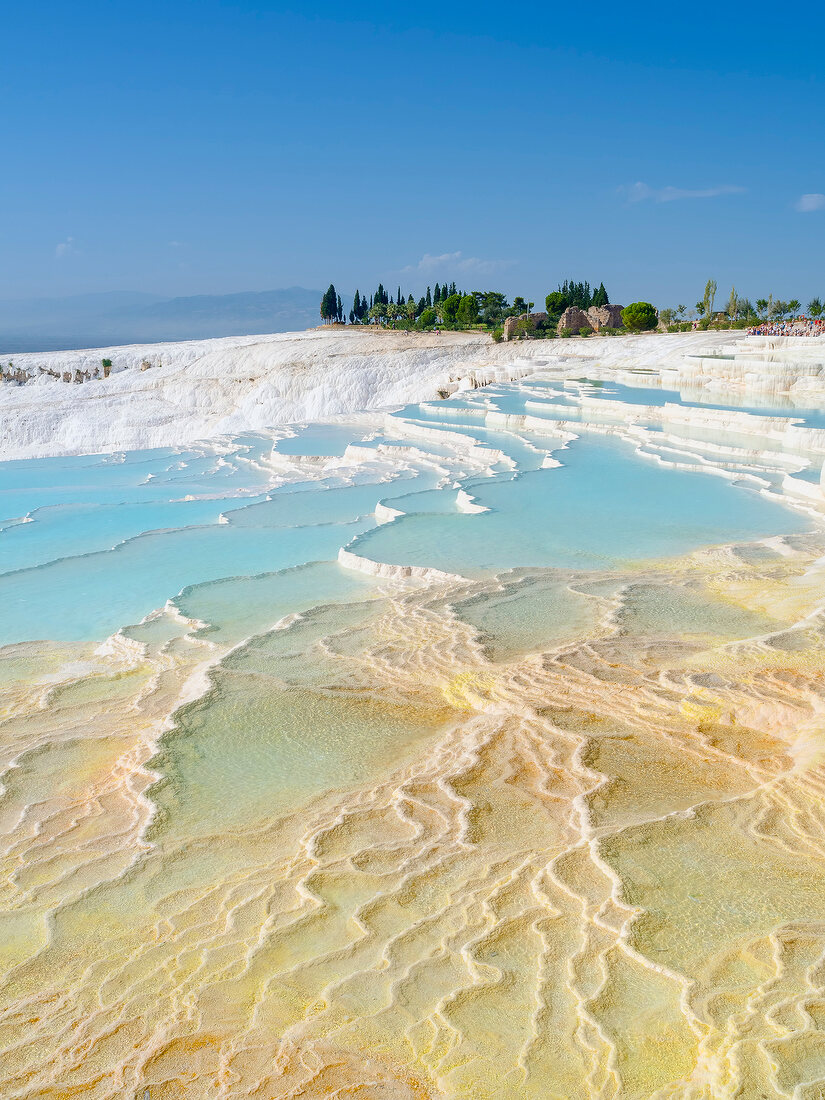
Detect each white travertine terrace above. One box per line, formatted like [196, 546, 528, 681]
[0, 328, 733, 459]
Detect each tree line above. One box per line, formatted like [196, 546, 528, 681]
[319, 277, 611, 333]
[323, 275, 823, 335]
[658, 280, 825, 331]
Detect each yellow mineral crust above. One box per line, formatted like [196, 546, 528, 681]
[2, 541, 825, 1099]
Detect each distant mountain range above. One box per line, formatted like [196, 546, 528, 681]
[0, 288, 334, 352]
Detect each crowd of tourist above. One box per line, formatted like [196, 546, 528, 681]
[748, 317, 825, 337]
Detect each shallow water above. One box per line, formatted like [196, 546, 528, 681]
[351, 434, 810, 575]
[2, 366, 825, 1099]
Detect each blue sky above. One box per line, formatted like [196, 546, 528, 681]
[3, 0, 824, 308]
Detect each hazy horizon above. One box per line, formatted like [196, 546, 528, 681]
[0, 286, 333, 353]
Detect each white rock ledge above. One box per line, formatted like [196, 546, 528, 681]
[337, 546, 465, 583]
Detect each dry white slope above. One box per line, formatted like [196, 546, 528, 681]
[0, 328, 733, 459]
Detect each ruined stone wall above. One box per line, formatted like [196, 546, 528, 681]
[557, 306, 593, 334]
[586, 304, 624, 330]
[502, 312, 549, 341]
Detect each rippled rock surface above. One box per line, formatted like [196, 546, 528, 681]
[2, 334, 825, 1098]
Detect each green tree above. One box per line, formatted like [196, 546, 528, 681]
[433, 282, 441, 304]
[808, 297, 823, 319]
[727, 285, 737, 320]
[426, 286, 432, 308]
[477, 290, 509, 326]
[418, 307, 437, 328]
[737, 298, 755, 321]
[545, 291, 568, 315]
[320, 284, 338, 323]
[457, 294, 479, 325]
[557, 279, 592, 309]
[659, 308, 676, 326]
[441, 293, 462, 325]
[369, 302, 388, 325]
[702, 279, 717, 319]
[788, 299, 801, 316]
[621, 302, 658, 331]
[755, 298, 768, 318]
[592, 282, 609, 307]
[676, 304, 686, 318]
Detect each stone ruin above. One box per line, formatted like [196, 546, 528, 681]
[502, 303, 625, 340]
[557, 306, 593, 335]
[586, 304, 624, 331]
[502, 312, 549, 340]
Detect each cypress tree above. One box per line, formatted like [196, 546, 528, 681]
[449, 282, 457, 298]
[353, 290, 361, 317]
[320, 283, 337, 323]
[426, 286, 432, 308]
[433, 282, 441, 304]
[337, 293, 343, 322]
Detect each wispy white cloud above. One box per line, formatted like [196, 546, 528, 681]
[168, 239, 186, 247]
[623, 182, 745, 203]
[401, 251, 514, 277]
[55, 236, 76, 258]
[795, 193, 825, 213]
